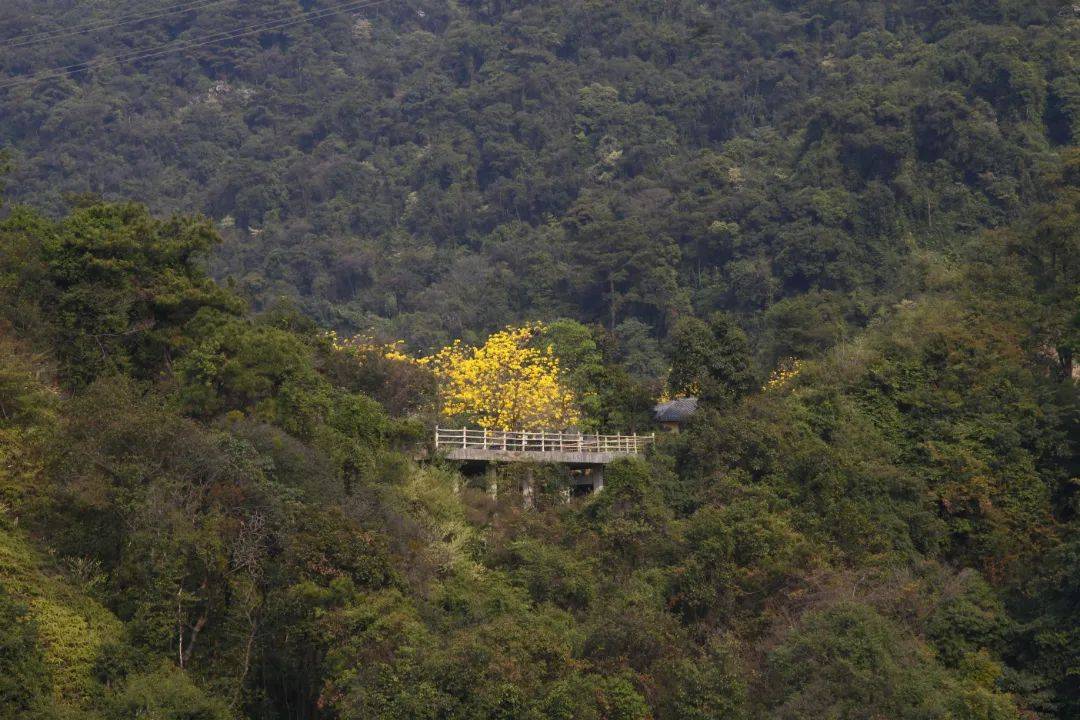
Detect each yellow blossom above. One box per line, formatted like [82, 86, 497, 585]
[421, 324, 580, 430]
[326, 325, 580, 430]
[763, 357, 801, 391]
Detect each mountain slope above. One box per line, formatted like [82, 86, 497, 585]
[1, 1, 1076, 350]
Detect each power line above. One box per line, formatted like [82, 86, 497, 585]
[3, 0, 236, 48]
[7, 3, 302, 77]
[6, 1, 211, 44]
[0, 0, 390, 91]
[0, 0, 382, 91]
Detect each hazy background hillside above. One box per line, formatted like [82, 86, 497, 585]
[3, 0, 1076, 354]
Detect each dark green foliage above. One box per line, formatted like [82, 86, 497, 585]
[542, 318, 608, 428]
[585, 458, 674, 564]
[321, 339, 437, 419]
[661, 639, 749, 720]
[0, 192, 1075, 719]
[0, 0, 1072, 353]
[926, 571, 1010, 669]
[106, 663, 232, 720]
[612, 319, 667, 382]
[762, 602, 1017, 720]
[0, 586, 53, 720]
[667, 313, 755, 405]
[1, 203, 241, 389]
[1008, 536, 1080, 718]
[0, 2, 1076, 719]
[496, 537, 598, 610]
[667, 496, 810, 624]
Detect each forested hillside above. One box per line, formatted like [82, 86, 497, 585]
[2, 0, 1077, 351]
[0, 1, 1078, 720]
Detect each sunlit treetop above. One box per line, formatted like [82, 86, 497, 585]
[332, 324, 582, 431]
[416, 324, 580, 431]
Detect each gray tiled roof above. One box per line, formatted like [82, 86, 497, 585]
[654, 396, 698, 423]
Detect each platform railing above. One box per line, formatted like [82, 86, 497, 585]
[435, 427, 654, 455]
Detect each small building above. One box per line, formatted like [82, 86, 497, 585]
[653, 397, 698, 433]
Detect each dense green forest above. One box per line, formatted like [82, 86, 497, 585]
[1, 0, 1076, 351]
[0, 1, 1078, 719]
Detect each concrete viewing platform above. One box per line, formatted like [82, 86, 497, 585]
[436, 427, 654, 500]
[435, 427, 654, 465]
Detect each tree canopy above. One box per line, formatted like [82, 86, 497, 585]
[0, 2, 1077, 720]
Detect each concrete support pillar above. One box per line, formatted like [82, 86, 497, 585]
[486, 464, 498, 500]
[521, 467, 535, 509]
[592, 466, 604, 493]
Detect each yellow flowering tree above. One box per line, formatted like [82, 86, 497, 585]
[324, 331, 413, 362]
[422, 325, 580, 430]
[763, 357, 802, 391]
